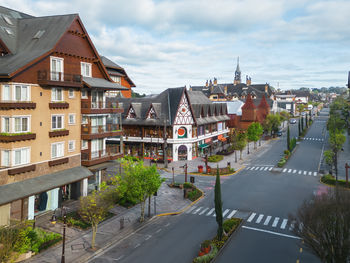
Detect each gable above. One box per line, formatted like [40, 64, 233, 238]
[174, 92, 194, 125]
[147, 105, 157, 119]
[126, 105, 136, 119]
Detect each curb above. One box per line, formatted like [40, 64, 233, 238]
[188, 166, 245, 177]
[157, 187, 205, 217]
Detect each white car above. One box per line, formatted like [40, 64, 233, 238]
[290, 119, 297, 124]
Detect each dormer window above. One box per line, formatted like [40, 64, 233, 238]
[127, 107, 136, 119]
[81, 62, 92, 77]
[147, 107, 157, 119]
[111, 76, 121, 84]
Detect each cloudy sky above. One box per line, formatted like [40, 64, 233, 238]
[2, 0, 350, 94]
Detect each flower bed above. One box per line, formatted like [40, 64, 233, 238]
[184, 183, 203, 202]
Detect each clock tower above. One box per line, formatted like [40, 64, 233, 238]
[234, 57, 241, 85]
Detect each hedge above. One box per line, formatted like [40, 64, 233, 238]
[207, 155, 224, 163]
[321, 174, 350, 189]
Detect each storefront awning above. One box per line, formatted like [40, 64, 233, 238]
[198, 143, 209, 149]
[0, 166, 93, 206]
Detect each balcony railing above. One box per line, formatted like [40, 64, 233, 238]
[81, 124, 122, 139]
[81, 101, 123, 114]
[0, 101, 36, 110]
[81, 145, 122, 166]
[37, 70, 82, 87]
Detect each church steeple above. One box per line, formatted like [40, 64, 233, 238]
[234, 56, 241, 85]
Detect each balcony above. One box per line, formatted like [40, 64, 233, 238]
[81, 101, 123, 114]
[81, 124, 122, 139]
[37, 70, 82, 88]
[49, 129, 69, 138]
[81, 145, 122, 166]
[49, 102, 69, 109]
[0, 133, 36, 143]
[49, 157, 69, 167]
[0, 101, 36, 110]
[8, 164, 36, 176]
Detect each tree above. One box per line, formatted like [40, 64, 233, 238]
[328, 131, 346, 182]
[279, 111, 291, 128]
[265, 114, 281, 136]
[214, 166, 223, 240]
[287, 125, 291, 151]
[79, 189, 113, 249]
[235, 132, 247, 160]
[116, 159, 163, 222]
[247, 122, 263, 150]
[301, 116, 304, 131]
[290, 188, 350, 262]
[230, 132, 239, 163]
[298, 118, 301, 136]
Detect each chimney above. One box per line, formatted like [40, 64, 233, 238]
[213, 77, 217, 85]
[246, 76, 251, 86]
[205, 80, 208, 87]
[209, 79, 212, 86]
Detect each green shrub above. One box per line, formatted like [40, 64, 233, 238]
[183, 182, 193, 189]
[321, 174, 350, 188]
[187, 189, 202, 201]
[284, 150, 290, 155]
[207, 155, 224, 163]
[223, 218, 240, 233]
[201, 240, 211, 249]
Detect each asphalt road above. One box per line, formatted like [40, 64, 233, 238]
[90, 109, 329, 263]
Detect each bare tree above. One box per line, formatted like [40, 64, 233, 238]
[290, 188, 350, 263]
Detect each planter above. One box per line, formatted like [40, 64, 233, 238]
[49, 157, 69, 167]
[49, 102, 69, 109]
[8, 164, 36, 175]
[0, 133, 36, 142]
[49, 130, 69, 137]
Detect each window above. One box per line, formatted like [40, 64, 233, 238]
[15, 85, 29, 101]
[81, 140, 88, 150]
[81, 62, 92, 77]
[1, 150, 10, 167]
[51, 88, 63, 101]
[3, 85, 11, 100]
[2, 117, 9, 133]
[52, 115, 64, 130]
[50, 57, 64, 81]
[68, 140, 75, 152]
[81, 89, 88, 98]
[13, 148, 30, 166]
[111, 76, 121, 84]
[68, 89, 74, 98]
[14, 117, 29, 132]
[68, 114, 76, 125]
[51, 142, 64, 159]
[81, 116, 88, 124]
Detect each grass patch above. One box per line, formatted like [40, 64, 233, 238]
[207, 155, 224, 163]
[321, 174, 350, 189]
[59, 211, 114, 230]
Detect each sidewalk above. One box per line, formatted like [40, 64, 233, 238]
[25, 182, 191, 263]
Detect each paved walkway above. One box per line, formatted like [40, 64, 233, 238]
[25, 183, 191, 263]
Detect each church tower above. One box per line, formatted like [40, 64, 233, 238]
[234, 57, 241, 85]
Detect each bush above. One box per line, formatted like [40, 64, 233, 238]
[321, 174, 350, 189]
[187, 188, 202, 201]
[193, 244, 218, 263]
[278, 157, 286, 167]
[207, 155, 224, 162]
[223, 218, 240, 234]
[201, 240, 211, 250]
[183, 182, 193, 189]
[284, 150, 290, 155]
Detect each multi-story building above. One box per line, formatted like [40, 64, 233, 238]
[0, 6, 126, 225]
[107, 87, 230, 161]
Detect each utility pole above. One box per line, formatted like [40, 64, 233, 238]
[163, 116, 168, 168]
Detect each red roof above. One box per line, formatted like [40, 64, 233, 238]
[258, 95, 269, 109]
[241, 93, 256, 110]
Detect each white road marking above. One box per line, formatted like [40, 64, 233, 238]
[222, 209, 230, 217]
[206, 208, 215, 216]
[227, 210, 237, 219]
[192, 207, 202, 214]
[303, 171, 307, 175]
[156, 229, 162, 233]
[145, 235, 152, 240]
[242, 226, 301, 240]
[114, 255, 125, 261]
[199, 207, 209, 215]
[260, 167, 265, 171]
[289, 221, 295, 231]
[256, 214, 264, 224]
[288, 169, 292, 173]
[263, 216, 272, 225]
[298, 170, 302, 174]
[186, 206, 197, 214]
[165, 223, 170, 227]
[293, 170, 297, 173]
[247, 213, 256, 223]
[280, 219, 288, 229]
[269, 167, 273, 171]
[134, 243, 140, 248]
[272, 217, 280, 227]
[264, 167, 269, 171]
[308, 171, 312, 176]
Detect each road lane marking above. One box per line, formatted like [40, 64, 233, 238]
[206, 208, 215, 216]
[246, 167, 250, 170]
[192, 207, 202, 214]
[313, 172, 317, 176]
[256, 214, 264, 224]
[260, 167, 265, 171]
[298, 170, 302, 174]
[264, 216, 272, 225]
[283, 168, 287, 172]
[186, 206, 197, 214]
[247, 213, 256, 222]
[280, 219, 288, 229]
[227, 210, 237, 219]
[156, 229, 162, 233]
[293, 170, 297, 173]
[165, 223, 170, 227]
[242, 226, 301, 240]
[114, 255, 125, 261]
[308, 171, 312, 176]
[272, 217, 280, 227]
[222, 209, 230, 217]
[269, 167, 273, 171]
[289, 221, 296, 231]
[199, 208, 209, 215]
[145, 235, 152, 240]
[134, 243, 140, 248]
[303, 171, 307, 175]
[264, 167, 269, 171]
[288, 169, 292, 173]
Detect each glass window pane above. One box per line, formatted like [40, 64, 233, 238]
[22, 86, 28, 101]
[52, 116, 56, 129]
[3, 85, 11, 100]
[15, 86, 21, 101]
[22, 118, 28, 132]
[58, 116, 62, 128]
[15, 118, 21, 132]
[52, 144, 57, 158]
[15, 150, 21, 165]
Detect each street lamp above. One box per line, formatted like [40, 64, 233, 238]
[51, 207, 67, 263]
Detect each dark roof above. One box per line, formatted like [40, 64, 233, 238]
[0, 6, 77, 75]
[83, 76, 128, 90]
[100, 56, 122, 69]
[0, 166, 92, 206]
[101, 55, 136, 87]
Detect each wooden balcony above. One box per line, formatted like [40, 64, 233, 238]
[49, 157, 69, 167]
[81, 124, 122, 139]
[49, 129, 69, 138]
[0, 101, 36, 110]
[37, 70, 82, 88]
[8, 164, 36, 176]
[49, 102, 69, 109]
[81, 101, 123, 114]
[0, 133, 36, 143]
[81, 145, 122, 166]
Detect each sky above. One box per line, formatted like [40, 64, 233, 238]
[2, 0, 350, 94]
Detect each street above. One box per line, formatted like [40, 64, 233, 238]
[89, 109, 329, 263]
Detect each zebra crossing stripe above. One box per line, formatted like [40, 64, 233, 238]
[199, 208, 209, 215]
[246, 167, 250, 170]
[264, 167, 269, 171]
[259, 167, 264, 171]
[206, 208, 215, 216]
[227, 210, 237, 219]
[289, 221, 296, 231]
[269, 167, 273, 171]
[186, 206, 197, 214]
[298, 170, 302, 174]
[192, 207, 202, 215]
[288, 169, 292, 173]
[303, 171, 307, 175]
[293, 170, 297, 173]
[283, 168, 287, 172]
[247, 213, 256, 223]
[264, 216, 272, 225]
[313, 172, 317, 176]
[308, 171, 312, 176]
[222, 209, 230, 217]
[256, 214, 264, 224]
[280, 219, 288, 229]
[272, 217, 280, 227]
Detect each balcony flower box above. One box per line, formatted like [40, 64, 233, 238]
[49, 102, 69, 109]
[49, 129, 69, 138]
[0, 101, 36, 110]
[49, 157, 69, 167]
[0, 133, 36, 142]
[8, 164, 36, 175]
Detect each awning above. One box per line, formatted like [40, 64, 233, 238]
[83, 76, 128, 90]
[198, 143, 209, 149]
[0, 166, 93, 206]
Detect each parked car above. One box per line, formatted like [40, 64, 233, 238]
[276, 130, 283, 137]
[301, 112, 306, 116]
[290, 119, 297, 124]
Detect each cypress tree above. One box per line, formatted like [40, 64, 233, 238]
[301, 116, 304, 131]
[305, 115, 308, 128]
[298, 118, 301, 136]
[287, 125, 291, 151]
[215, 166, 223, 240]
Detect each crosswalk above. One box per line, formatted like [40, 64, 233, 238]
[303, 137, 324, 141]
[281, 168, 318, 176]
[245, 166, 273, 171]
[185, 206, 295, 231]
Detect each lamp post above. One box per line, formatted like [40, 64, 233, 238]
[51, 207, 67, 263]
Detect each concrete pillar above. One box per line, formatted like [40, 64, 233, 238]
[28, 196, 35, 220]
[82, 178, 88, 196]
[50, 188, 59, 210]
